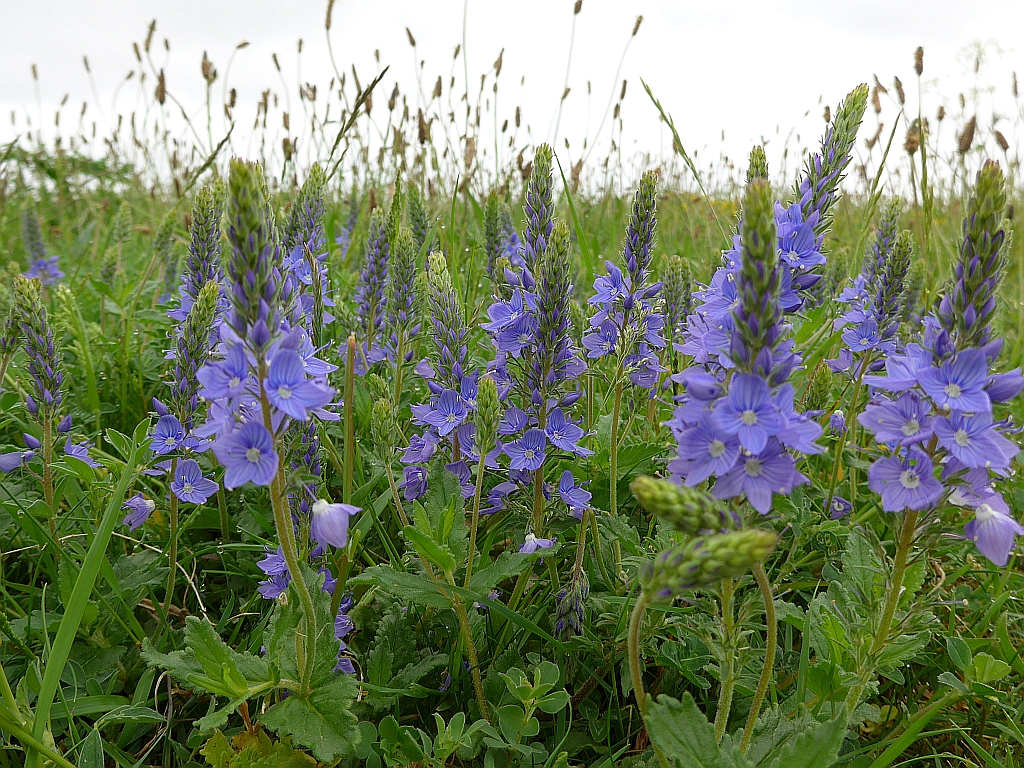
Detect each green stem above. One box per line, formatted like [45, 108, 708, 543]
[42, 416, 55, 537]
[452, 593, 491, 724]
[844, 508, 919, 716]
[163, 457, 180, 619]
[258, 362, 317, 695]
[0, 708, 77, 768]
[383, 459, 410, 527]
[714, 578, 737, 744]
[609, 379, 624, 571]
[343, 334, 356, 504]
[627, 591, 651, 717]
[217, 482, 230, 542]
[464, 454, 487, 589]
[0, 660, 19, 717]
[741, 563, 776, 752]
[588, 507, 614, 589]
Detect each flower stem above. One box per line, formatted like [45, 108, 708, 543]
[844, 508, 919, 716]
[42, 417, 55, 536]
[258, 361, 317, 695]
[627, 590, 651, 717]
[588, 507, 614, 589]
[451, 593, 491, 724]
[383, 459, 410, 527]
[163, 457, 179, 619]
[714, 577, 737, 744]
[464, 455, 487, 589]
[741, 563, 776, 752]
[609, 379, 624, 572]
[217, 482, 230, 542]
[343, 334, 356, 505]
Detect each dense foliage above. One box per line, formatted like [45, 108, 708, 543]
[2, 76, 1024, 768]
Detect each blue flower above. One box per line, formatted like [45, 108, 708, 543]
[197, 343, 249, 401]
[265, 349, 334, 421]
[918, 348, 990, 413]
[310, 499, 361, 549]
[505, 428, 546, 472]
[418, 388, 469, 437]
[712, 439, 805, 515]
[400, 465, 428, 500]
[830, 496, 853, 520]
[170, 458, 219, 504]
[932, 411, 1018, 470]
[581, 320, 618, 358]
[713, 374, 785, 454]
[545, 408, 588, 456]
[963, 493, 1024, 566]
[122, 493, 156, 531]
[152, 414, 186, 455]
[558, 470, 591, 518]
[212, 421, 279, 488]
[671, 411, 740, 487]
[520, 532, 555, 554]
[858, 393, 933, 446]
[866, 448, 943, 512]
[842, 317, 881, 353]
[64, 436, 100, 468]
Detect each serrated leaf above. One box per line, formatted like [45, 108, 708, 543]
[468, 551, 529, 594]
[763, 714, 847, 768]
[261, 675, 361, 762]
[184, 616, 253, 698]
[645, 693, 753, 768]
[349, 565, 453, 609]
[404, 525, 456, 574]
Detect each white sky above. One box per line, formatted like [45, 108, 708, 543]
[2, 0, 1023, 188]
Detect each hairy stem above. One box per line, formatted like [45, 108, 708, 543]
[844, 508, 919, 716]
[343, 334, 356, 504]
[452, 593, 491, 724]
[464, 455, 487, 589]
[163, 457, 180, 619]
[627, 590, 651, 717]
[609, 379, 624, 571]
[741, 563, 777, 752]
[714, 578, 737, 744]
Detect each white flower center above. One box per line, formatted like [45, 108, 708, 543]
[975, 503, 997, 522]
[709, 439, 726, 458]
[519, 333, 531, 344]
[312, 499, 329, 515]
[944, 382, 962, 399]
[229, 376, 241, 388]
[246, 447, 262, 463]
[744, 458, 763, 478]
[788, 249, 800, 261]
[277, 385, 292, 400]
[164, 436, 177, 446]
[740, 409, 758, 427]
[523, 448, 536, 460]
[901, 418, 920, 437]
[143, 499, 156, 512]
[182, 482, 194, 495]
[899, 469, 920, 489]
[954, 429, 970, 447]
[446, 412, 458, 423]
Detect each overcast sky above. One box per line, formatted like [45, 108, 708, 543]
[2, 0, 1022, 185]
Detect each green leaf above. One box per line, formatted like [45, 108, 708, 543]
[937, 671, 970, 694]
[93, 705, 165, 729]
[947, 636, 972, 672]
[971, 653, 1011, 684]
[103, 429, 133, 460]
[349, 565, 453, 609]
[763, 715, 848, 768]
[77, 729, 105, 768]
[261, 675, 361, 762]
[645, 693, 753, 768]
[536, 691, 570, 714]
[404, 525, 456, 574]
[185, 617, 251, 698]
[468, 551, 530, 594]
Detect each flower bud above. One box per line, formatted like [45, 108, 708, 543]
[640, 528, 777, 598]
[474, 376, 501, 455]
[630, 476, 738, 535]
